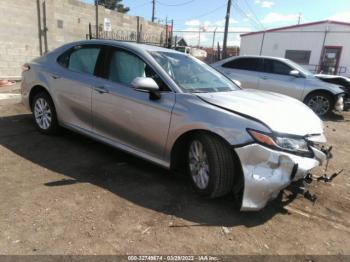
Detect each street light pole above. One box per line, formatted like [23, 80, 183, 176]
[223, 0, 232, 59]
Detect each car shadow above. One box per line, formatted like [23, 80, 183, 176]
[322, 111, 348, 122]
[0, 113, 304, 228]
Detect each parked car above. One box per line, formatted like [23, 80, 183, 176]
[211, 56, 344, 116]
[22, 40, 330, 211]
[315, 74, 350, 110]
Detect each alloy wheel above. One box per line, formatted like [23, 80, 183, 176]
[34, 98, 52, 130]
[188, 140, 210, 190]
[307, 95, 330, 116]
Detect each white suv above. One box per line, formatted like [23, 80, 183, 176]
[212, 56, 344, 116]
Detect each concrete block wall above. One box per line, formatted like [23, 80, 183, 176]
[0, 0, 166, 78]
[0, 0, 41, 78]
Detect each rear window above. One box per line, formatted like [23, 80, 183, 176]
[57, 45, 101, 75]
[222, 57, 263, 72]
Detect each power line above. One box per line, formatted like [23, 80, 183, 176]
[241, 0, 264, 29]
[130, 0, 151, 10]
[233, 2, 262, 30]
[156, 0, 195, 7]
[176, 2, 227, 22]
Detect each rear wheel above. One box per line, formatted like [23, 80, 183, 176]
[305, 92, 334, 116]
[32, 92, 59, 134]
[187, 133, 236, 198]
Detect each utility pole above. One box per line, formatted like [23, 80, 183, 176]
[297, 12, 302, 24]
[36, 0, 43, 56]
[222, 0, 232, 59]
[95, 0, 99, 39]
[212, 27, 217, 51]
[152, 0, 156, 22]
[198, 26, 201, 47]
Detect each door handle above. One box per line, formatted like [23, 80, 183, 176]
[94, 86, 109, 94]
[51, 74, 60, 79]
[261, 75, 268, 80]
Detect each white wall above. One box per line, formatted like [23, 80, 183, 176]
[240, 22, 350, 76]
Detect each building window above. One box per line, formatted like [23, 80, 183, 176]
[285, 50, 311, 64]
[57, 20, 64, 29]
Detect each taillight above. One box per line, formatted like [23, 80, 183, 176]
[22, 64, 30, 72]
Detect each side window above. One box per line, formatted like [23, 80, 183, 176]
[108, 49, 169, 91]
[222, 58, 263, 72]
[58, 46, 101, 75]
[264, 59, 292, 75]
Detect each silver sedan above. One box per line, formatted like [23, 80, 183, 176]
[21, 40, 329, 211]
[211, 55, 344, 116]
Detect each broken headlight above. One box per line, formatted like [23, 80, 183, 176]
[248, 129, 311, 155]
[275, 136, 309, 152]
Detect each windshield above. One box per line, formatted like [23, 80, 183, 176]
[286, 59, 314, 77]
[150, 51, 239, 93]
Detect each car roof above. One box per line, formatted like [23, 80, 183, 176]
[62, 39, 179, 55]
[214, 55, 289, 65]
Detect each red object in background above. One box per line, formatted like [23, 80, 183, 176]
[166, 25, 172, 33]
[0, 80, 15, 87]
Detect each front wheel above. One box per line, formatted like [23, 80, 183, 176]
[305, 92, 334, 116]
[187, 133, 236, 198]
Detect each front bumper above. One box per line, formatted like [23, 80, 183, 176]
[334, 95, 344, 112]
[235, 143, 327, 211]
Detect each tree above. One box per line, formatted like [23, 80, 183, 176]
[97, 0, 130, 13]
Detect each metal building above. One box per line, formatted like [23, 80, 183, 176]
[240, 20, 350, 77]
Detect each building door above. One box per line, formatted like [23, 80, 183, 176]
[320, 46, 342, 75]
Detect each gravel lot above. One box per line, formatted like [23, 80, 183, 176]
[0, 83, 349, 255]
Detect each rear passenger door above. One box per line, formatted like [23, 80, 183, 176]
[52, 44, 103, 132]
[258, 58, 305, 99]
[220, 57, 263, 89]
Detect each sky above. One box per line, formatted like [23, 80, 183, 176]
[82, 0, 350, 47]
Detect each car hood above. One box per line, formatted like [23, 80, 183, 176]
[197, 89, 324, 136]
[306, 75, 345, 93]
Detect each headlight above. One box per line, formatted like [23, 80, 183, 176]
[248, 129, 310, 155]
[275, 136, 309, 152]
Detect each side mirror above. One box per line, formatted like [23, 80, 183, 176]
[131, 77, 161, 100]
[290, 70, 301, 77]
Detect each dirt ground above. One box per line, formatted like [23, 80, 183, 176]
[0, 83, 349, 255]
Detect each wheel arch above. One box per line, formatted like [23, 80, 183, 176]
[29, 85, 52, 111]
[303, 89, 336, 105]
[169, 129, 244, 204]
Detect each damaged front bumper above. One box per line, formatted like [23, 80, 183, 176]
[235, 143, 328, 211]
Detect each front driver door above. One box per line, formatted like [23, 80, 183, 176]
[92, 47, 175, 162]
[258, 58, 305, 99]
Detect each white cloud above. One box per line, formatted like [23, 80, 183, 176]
[261, 12, 299, 24]
[185, 19, 201, 26]
[329, 12, 350, 22]
[184, 18, 238, 28]
[178, 25, 252, 47]
[255, 0, 274, 8]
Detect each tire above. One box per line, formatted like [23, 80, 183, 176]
[187, 133, 236, 198]
[31, 92, 59, 135]
[304, 91, 334, 116]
